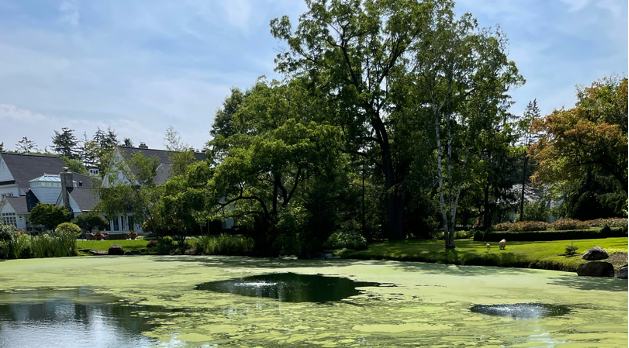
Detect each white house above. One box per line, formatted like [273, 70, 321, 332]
[0, 153, 92, 230]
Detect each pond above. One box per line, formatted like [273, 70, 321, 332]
[0, 256, 626, 347]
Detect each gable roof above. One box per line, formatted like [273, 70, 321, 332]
[68, 188, 99, 211]
[4, 196, 29, 214]
[116, 146, 206, 184]
[0, 153, 65, 192]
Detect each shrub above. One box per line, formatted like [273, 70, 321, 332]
[564, 241, 579, 256]
[476, 227, 627, 242]
[0, 224, 77, 259]
[492, 222, 511, 231]
[586, 218, 628, 229]
[436, 231, 472, 240]
[192, 234, 255, 256]
[508, 221, 550, 232]
[553, 219, 589, 231]
[56, 222, 82, 237]
[29, 203, 70, 230]
[322, 231, 368, 250]
[72, 212, 109, 232]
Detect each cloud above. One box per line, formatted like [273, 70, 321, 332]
[0, 104, 163, 151]
[59, 0, 80, 27]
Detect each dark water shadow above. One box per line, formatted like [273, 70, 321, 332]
[547, 274, 628, 292]
[195, 272, 381, 303]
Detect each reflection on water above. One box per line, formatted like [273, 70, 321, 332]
[0, 288, 164, 348]
[470, 303, 571, 319]
[195, 272, 381, 303]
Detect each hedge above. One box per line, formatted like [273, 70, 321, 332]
[474, 227, 627, 242]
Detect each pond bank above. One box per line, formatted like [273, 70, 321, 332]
[0, 256, 626, 347]
[343, 237, 628, 272]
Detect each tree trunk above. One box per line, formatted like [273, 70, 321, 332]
[519, 153, 528, 221]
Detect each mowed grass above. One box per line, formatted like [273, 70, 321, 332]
[77, 240, 148, 252]
[343, 237, 628, 272]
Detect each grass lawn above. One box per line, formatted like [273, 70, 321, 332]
[343, 237, 628, 272]
[77, 240, 149, 253]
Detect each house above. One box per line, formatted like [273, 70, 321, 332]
[0, 152, 92, 230]
[99, 143, 234, 232]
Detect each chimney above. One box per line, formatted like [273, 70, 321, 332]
[138, 142, 148, 149]
[60, 168, 73, 214]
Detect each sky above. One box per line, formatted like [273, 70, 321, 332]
[0, 0, 627, 152]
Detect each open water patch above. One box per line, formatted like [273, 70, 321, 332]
[195, 272, 381, 303]
[470, 303, 571, 319]
[0, 288, 177, 348]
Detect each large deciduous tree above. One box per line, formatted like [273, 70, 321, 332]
[531, 77, 628, 194]
[406, 7, 523, 247]
[208, 78, 344, 255]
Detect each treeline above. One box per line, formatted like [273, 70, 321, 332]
[95, 1, 627, 256]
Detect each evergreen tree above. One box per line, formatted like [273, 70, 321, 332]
[51, 127, 79, 159]
[15, 137, 38, 153]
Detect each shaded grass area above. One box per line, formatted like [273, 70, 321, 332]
[343, 237, 628, 272]
[77, 240, 149, 253]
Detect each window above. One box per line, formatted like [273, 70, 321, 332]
[112, 218, 119, 231]
[1, 213, 17, 227]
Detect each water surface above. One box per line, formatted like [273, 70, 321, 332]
[0, 256, 626, 347]
[195, 272, 381, 302]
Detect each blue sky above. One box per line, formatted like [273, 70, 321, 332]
[0, 0, 627, 151]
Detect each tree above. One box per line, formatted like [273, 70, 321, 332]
[97, 151, 161, 232]
[72, 211, 109, 232]
[531, 77, 628, 194]
[29, 203, 70, 230]
[61, 156, 88, 175]
[207, 78, 344, 255]
[123, 137, 134, 147]
[51, 127, 79, 159]
[164, 126, 190, 152]
[404, 6, 522, 247]
[517, 100, 541, 221]
[15, 137, 38, 153]
[0, 142, 4, 152]
[211, 87, 247, 139]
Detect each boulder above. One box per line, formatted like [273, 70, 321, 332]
[582, 246, 609, 260]
[107, 244, 124, 255]
[88, 250, 108, 256]
[616, 264, 628, 279]
[576, 261, 614, 277]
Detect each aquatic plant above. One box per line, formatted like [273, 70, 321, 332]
[192, 234, 255, 256]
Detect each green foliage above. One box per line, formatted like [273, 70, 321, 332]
[436, 231, 472, 240]
[0, 224, 78, 259]
[52, 127, 79, 159]
[61, 156, 88, 175]
[322, 231, 367, 251]
[475, 227, 625, 242]
[28, 203, 70, 230]
[564, 241, 579, 256]
[191, 234, 255, 256]
[586, 218, 627, 229]
[72, 212, 109, 232]
[55, 222, 82, 237]
[493, 221, 550, 232]
[518, 199, 550, 222]
[552, 219, 590, 231]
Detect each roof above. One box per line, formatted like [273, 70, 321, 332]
[118, 146, 206, 164]
[117, 146, 206, 184]
[4, 196, 29, 214]
[29, 174, 62, 182]
[0, 153, 64, 192]
[68, 188, 99, 211]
